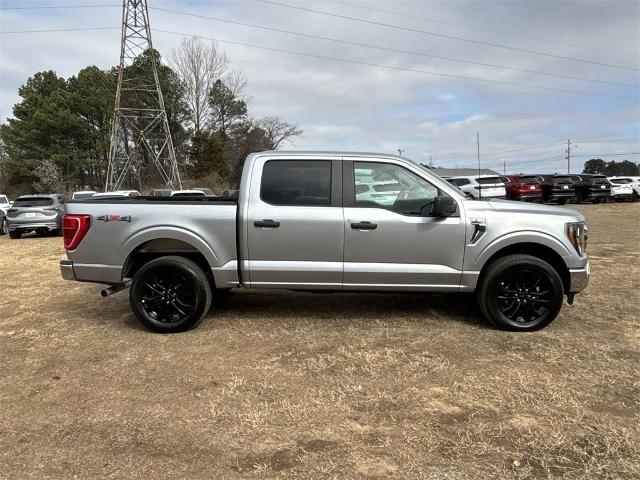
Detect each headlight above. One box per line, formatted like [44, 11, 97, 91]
[566, 221, 587, 255]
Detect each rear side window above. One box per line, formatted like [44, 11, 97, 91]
[261, 160, 331, 206]
[516, 176, 538, 182]
[476, 177, 502, 185]
[452, 178, 470, 186]
[13, 197, 53, 207]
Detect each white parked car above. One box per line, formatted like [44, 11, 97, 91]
[607, 177, 640, 202]
[72, 191, 97, 200]
[608, 177, 639, 201]
[0, 193, 11, 213]
[355, 181, 401, 206]
[447, 175, 506, 199]
[170, 189, 207, 198]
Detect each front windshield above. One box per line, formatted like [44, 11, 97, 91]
[413, 162, 466, 199]
[14, 197, 53, 207]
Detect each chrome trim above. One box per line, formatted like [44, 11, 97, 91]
[60, 260, 76, 281]
[569, 261, 590, 293]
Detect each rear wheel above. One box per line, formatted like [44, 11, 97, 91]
[0, 218, 6, 235]
[9, 230, 21, 239]
[633, 191, 639, 202]
[477, 254, 564, 331]
[591, 198, 601, 204]
[557, 197, 567, 205]
[129, 255, 212, 333]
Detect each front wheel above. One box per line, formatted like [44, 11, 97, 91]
[477, 254, 564, 331]
[129, 255, 212, 333]
[0, 218, 6, 235]
[557, 197, 567, 205]
[9, 230, 21, 239]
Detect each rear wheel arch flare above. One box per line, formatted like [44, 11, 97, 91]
[123, 238, 215, 288]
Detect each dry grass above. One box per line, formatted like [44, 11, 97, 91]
[0, 203, 638, 479]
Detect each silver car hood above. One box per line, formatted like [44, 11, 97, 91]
[464, 199, 584, 221]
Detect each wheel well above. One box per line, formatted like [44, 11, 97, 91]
[479, 242, 570, 293]
[123, 238, 214, 287]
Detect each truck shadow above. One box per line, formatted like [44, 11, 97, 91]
[208, 290, 488, 329]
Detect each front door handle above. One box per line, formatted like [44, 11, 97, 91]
[351, 221, 377, 230]
[254, 219, 280, 228]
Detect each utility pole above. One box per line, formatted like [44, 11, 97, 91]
[477, 132, 481, 199]
[503, 160, 506, 175]
[106, 0, 181, 192]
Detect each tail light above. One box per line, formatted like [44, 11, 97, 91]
[63, 214, 90, 250]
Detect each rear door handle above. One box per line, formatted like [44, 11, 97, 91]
[351, 221, 377, 230]
[254, 219, 280, 228]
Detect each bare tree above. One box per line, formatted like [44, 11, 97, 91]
[32, 159, 63, 194]
[225, 69, 249, 103]
[169, 37, 228, 134]
[257, 116, 303, 149]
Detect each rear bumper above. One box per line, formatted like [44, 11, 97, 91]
[569, 261, 590, 293]
[60, 260, 76, 280]
[8, 219, 59, 231]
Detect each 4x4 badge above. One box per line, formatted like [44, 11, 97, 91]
[97, 214, 131, 223]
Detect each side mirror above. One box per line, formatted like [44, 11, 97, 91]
[430, 196, 457, 217]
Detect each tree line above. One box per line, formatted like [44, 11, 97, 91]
[0, 38, 302, 196]
[582, 158, 639, 176]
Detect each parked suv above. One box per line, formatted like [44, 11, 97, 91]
[608, 177, 638, 201]
[501, 175, 542, 202]
[6, 194, 66, 239]
[553, 174, 610, 203]
[447, 175, 506, 199]
[536, 175, 575, 205]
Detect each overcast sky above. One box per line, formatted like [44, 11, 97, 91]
[1, 0, 639, 173]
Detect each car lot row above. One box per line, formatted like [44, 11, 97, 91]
[444, 174, 639, 204]
[0, 174, 637, 239]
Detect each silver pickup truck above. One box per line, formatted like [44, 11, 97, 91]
[60, 151, 589, 333]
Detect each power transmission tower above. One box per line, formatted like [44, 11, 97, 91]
[105, 0, 181, 191]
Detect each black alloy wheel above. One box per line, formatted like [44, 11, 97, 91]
[130, 256, 212, 333]
[477, 254, 564, 331]
[495, 267, 553, 325]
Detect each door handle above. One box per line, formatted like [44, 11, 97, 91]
[254, 219, 280, 228]
[351, 221, 377, 230]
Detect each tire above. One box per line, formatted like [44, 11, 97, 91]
[477, 254, 564, 331]
[633, 191, 638, 202]
[557, 197, 567, 205]
[0, 218, 6, 235]
[591, 198, 601, 204]
[129, 255, 212, 333]
[9, 230, 21, 239]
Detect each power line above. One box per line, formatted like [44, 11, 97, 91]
[1, 26, 117, 34]
[257, 0, 640, 72]
[0, 4, 118, 9]
[148, 6, 638, 89]
[326, 0, 631, 57]
[153, 29, 638, 101]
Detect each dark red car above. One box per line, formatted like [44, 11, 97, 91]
[501, 175, 542, 202]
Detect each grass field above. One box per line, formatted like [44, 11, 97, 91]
[1, 202, 638, 479]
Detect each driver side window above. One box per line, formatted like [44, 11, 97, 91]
[354, 162, 439, 215]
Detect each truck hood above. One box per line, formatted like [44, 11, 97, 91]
[464, 198, 585, 221]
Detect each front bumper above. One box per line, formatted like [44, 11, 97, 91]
[60, 260, 76, 280]
[569, 261, 590, 293]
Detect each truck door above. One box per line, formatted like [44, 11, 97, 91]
[245, 157, 344, 288]
[342, 159, 465, 290]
